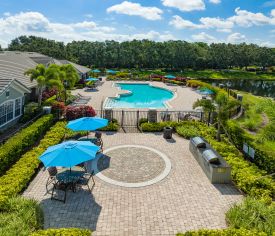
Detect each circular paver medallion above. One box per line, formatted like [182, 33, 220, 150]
[92, 145, 171, 188]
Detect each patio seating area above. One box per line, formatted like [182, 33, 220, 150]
[23, 132, 242, 236]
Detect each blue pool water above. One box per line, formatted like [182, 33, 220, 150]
[105, 83, 174, 108]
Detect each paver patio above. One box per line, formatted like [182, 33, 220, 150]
[23, 133, 242, 236]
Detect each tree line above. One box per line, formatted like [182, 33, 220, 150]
[7, 35, 275, 70]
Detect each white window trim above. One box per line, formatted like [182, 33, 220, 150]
[0, 96, 24, 128]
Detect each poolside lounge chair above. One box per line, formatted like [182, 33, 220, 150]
[46, 167, 57, 192]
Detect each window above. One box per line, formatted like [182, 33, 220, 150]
[0, 101, 14, 126]
[15, 98, 21, 117]
[6, 90, 9, 97]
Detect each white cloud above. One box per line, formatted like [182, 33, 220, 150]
[228, 7, 274, 27]
[209, 0, 221, 4]
[169, 15, 203, 29]
[0, 11, 173, 47]
[107, 1, 163, 20]
[170, 8, 275, 32]
[192, 32, 217, 43]
[162, 0, 205, 12]
[84, 14, 93, 19]
[227, 33, 246, 43]
[169, 15, 233, 32]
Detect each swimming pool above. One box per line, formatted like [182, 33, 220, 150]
[104, 83, 174, 109]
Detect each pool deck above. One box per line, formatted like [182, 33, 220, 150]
[23, 133, 243, 236]
[71, 78, 201, 110]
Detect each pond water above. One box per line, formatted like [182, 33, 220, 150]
[202, 79, 275, 98]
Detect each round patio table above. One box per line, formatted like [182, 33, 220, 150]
[56, 169, 85, 192]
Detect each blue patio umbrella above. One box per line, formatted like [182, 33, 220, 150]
[39, 140, 100, 168]
[85, 77, 99, 82]
[199, 88, 215, 95]
[92, 69, 101, 73]
[165, 75, 176, 79]
[66, 117, 108, 131]
[106, 69, 117, 74]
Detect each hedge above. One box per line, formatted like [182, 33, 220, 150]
[0, 121, 67, 210]
[0, 114, 54, 176]
[140, 121, 180, 132]
[98, 119, 119, 131]
[177, 228, 267, 236]
[31, 228, 91, 236]
[226, 120, 275, 174]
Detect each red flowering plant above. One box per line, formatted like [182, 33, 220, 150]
[42, 88, 58, 101]
[65, 106, 96, 121]
[51, 101, 66, 115]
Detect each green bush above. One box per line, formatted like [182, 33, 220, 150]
[20, 102, 42, 123]
[176, 124, 200, 139]
[140, 121, 179, 132]
[42, 95, 57, 106]
[31, 228, 91, 236]
[0, 114, 54, 176]
[177, 228, 267, 236]
[138, 118, 148, 126]
[226, 198, 275, 235]
[99, 119, 119, 131]
[0, 197, 43, 236]
[0, 121, 67, 210]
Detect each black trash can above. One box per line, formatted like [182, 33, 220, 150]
[163, 127, 173, 139]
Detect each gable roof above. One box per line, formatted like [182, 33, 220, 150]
[0, 51, 90, 91]
[0, 77, 30, 96]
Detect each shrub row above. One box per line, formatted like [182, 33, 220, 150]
[99, 119, 119, 131]
[31, 228, 91, 236]
[177, 228, 267, 236]
[0, 121, 67, 210]
[0, 114, 54, 176]
[140, 121, 179, 132]
[226, 120, 275, 174]
[65, 106, 96, 121]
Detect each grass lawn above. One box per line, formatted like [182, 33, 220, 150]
[232, 91, 275, 152]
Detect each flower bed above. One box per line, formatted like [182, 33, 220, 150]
[0, 114, 54, 176]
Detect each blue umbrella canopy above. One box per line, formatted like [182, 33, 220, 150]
[92, 69, 101, 73]
[165, 75, 176, 79]
[39, 141, 100, 168]
[86, 77, 99, 82]
[66, 117, 108, 131]
[199, 88, 215, 95]
[106, 69, 117, 74]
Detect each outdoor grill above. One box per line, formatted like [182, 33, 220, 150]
[202, 149, 219, 164]
[192, 137, 206, 148]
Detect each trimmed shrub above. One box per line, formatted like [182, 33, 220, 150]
[141, 121, 179, 132]
[0, 114, 54, 176]
[177, 228, 267, 236]
[99, 119, 119, 131]
[65, 106, 96, 121]
[31, 228, 91, 236]
[0, 197, 43, 236]
[0, 121, 67, 210]
[176, 124, 200, 139]
[226, 198, 275, 235]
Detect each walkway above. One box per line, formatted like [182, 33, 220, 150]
[23, 133, 242, 236]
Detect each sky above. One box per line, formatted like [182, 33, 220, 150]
[0, 0, 275, 47]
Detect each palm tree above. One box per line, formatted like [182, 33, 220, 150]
[215, 93, 240, 141]
[44, 64, 63, 101]
[24, 64, 47, 106]
[60, 64, 79, 88]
